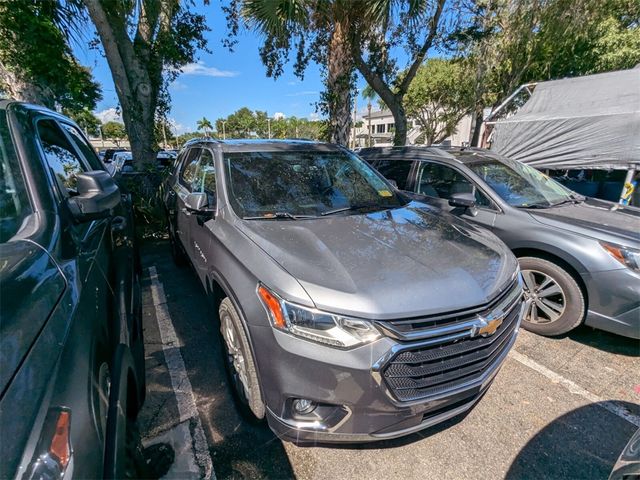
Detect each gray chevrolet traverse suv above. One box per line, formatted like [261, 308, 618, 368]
[164, 139, 524, 443]
[359, 146, 640, 339]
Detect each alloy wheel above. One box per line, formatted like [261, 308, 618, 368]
[521, 269, 566, 324]
[221, 315, 252, 403]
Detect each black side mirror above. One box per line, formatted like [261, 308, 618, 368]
[449, 192, 478, 217]
[67, 171, 121, 222]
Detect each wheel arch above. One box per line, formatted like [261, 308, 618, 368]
[512, 247, 589, 313]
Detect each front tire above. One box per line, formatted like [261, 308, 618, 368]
[219, 298, 265, 420]
[518, 256, 585, 336]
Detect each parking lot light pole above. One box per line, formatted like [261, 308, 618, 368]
[222, 121, 226, 140]
[267, 118, 272, 139]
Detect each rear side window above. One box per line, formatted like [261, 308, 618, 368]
[36, 119, 87, 196]
[0, 114, 31, 242]
[373, 160, 413, 189]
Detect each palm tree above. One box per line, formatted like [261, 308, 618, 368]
[362, 85, 378, 148]
[196, 117, 213, 136]
[240, 1, 369, 146]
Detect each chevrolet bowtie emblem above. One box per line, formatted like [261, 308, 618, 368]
[471, 315, 504, 338]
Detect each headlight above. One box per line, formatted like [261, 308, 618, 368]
[257, 285, 381, 348]
[601, 242, 640, 272]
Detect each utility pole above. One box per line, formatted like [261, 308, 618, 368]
[367, 102, 372, 148]
[267, 118, 272, 139]
[162, 122, 168, 149]
[222, 121, 227, 140]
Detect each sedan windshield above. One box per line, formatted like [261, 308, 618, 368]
[224, 149, 405, 218]
[467, 157, 576, 208]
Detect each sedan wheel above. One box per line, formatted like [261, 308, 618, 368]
[517, 257, 585, 336]
[521, 269, 566, 324]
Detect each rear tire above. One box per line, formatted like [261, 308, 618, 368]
[518, 256, 585, 336]
[218, 298, 265, 421]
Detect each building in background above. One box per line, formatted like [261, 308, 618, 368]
[353, 109, 478, 148]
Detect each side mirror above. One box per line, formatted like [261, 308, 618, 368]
[184, 192, 208, 212]
[387, 179, 398, 189]
[184, 192, 215, 224]
[67, 171, 121, 222]
[449, 192, 478, 217]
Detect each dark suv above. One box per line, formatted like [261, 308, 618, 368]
[359, 146, 640, 339]
[164, 139, 524, 443]
[0, 101, 145, 478]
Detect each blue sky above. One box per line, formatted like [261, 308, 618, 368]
[72, 6, 336, 134]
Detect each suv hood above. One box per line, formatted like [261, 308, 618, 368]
[237, 203, 517, 319]
[529, 198, 640, 245]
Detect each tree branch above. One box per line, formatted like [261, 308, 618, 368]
[398, 0, 446, 96]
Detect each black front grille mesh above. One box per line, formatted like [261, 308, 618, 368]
[381, 301, 520, 402]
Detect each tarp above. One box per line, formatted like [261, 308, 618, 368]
[491, 68, 640, 170]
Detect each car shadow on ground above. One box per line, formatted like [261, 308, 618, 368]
[562, 324, 639, 357]
[505, 402, 638, 480]
[142, 241, 295, 480]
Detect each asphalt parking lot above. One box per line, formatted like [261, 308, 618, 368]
[138, 241, 640, 480]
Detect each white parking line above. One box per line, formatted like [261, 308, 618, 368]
[510, 350, 640, 427]
[149, 266, 214, 480]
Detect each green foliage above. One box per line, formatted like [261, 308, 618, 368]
[196, 117, 214, 135]
[102, 121, 127, 146]
[214, 108, 327, 140]
[404, 59, 474, 145]
[68, 109, 102, 137]
[0, 0, 101, 111]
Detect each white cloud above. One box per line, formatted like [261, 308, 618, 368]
[309, 112, 320, 121]
[285, 90, 318, 97]
[179, 61, 238, 78]
[273, 112, 285, 120]
[170, 80, 188, 91]
[95, 108, 122, 123]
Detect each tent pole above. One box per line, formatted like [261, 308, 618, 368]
[619, 167, 636, 205]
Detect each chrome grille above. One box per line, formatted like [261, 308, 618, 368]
[377, 278, 523, 403]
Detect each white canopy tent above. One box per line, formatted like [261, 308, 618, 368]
[490, 68, 640, 171]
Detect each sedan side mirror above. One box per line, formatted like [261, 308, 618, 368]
[449, 192, 478, 217]
[67, 171, 121, 222]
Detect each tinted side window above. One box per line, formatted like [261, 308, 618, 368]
[36, 119, 87, 196]
[0, 115, 31, 242]
[417, 162, 491, 207]
[374, 160, 412, 189]
[179, 148, 202, 190]
[61, 123, 102, 170]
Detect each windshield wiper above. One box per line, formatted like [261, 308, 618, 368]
[550, 194, 585, 207]
[320, 203, 385, 216]
[243, 212, 318, 220]
[515, 202, 552, 209]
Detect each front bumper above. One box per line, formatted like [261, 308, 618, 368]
[250, 289, 525, 444]
[583, 268, 640, 339]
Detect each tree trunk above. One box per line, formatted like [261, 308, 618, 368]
[470, 105, 483, 147]
[326, 21, 353, 146]
[83, 0, 157, 168]
[0, 62, 53, 107]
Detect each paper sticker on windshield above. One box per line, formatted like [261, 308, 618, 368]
[378, 190, 393, 197]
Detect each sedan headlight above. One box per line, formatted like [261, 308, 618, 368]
[601, 242, 640, 273]
[257, 285, 381, 348]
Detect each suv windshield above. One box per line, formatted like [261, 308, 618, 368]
[224, 149, 405, 218]
[467, 157, 576, 208]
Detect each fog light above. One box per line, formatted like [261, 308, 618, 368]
[293, 398, 316, 415]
